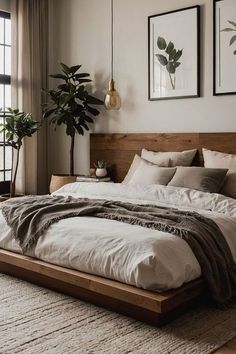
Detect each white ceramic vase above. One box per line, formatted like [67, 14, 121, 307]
[95, 168, 107, 178]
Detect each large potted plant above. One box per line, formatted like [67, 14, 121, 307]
[43, 63, 104, 192]
[0, 108, 40, 198]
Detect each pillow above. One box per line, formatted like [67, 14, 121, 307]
[128, 158, 176, 186]
[168, 166, 228, 193]
[123, 154, 170, 184]
[141, 148, 197, 167]
[203, 148, 236, 198]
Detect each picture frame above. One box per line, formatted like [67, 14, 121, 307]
[214, 0, 236, 95]
[148, 6, 200, 101]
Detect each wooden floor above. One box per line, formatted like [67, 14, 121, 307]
[214, 338, 236, 354]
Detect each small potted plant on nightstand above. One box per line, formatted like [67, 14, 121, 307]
[43, 63, 104, 193]
[94, 160, 108, 178]
[0, 108, 40, 199]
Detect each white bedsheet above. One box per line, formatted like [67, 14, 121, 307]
[0, 183, 235, 291]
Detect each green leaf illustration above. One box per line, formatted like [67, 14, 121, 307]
[173, 62, 181, 69]
[157, 37, 167, 50]
[156, 36, 182, 90]
[166, 62, 176, 74]
[228, 20, 236, 27]
[221, 28, 236, 32]
[230, 35, 236, 46]
[173, 49, 183, 62]
[169, 49, 177, 61]
[156, 54, 168, 66]
[166, 41, 174, 55]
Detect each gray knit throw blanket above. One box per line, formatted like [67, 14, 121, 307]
[2, 195, 236, 304]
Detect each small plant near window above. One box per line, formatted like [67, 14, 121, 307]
[0, 108, 40, 197]
[156, 36, 183, 90]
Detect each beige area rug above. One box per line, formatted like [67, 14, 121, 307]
[0, 274, 235, 354]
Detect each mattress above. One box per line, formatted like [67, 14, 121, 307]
[0, 182, 235, 291]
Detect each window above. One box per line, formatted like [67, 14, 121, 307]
[0, 10, 12, 183]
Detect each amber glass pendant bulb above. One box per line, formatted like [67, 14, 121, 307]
[104, 0, 121, 110]
[104, 79, 121, 110]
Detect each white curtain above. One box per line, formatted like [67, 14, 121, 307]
[11, 0, 49, 195]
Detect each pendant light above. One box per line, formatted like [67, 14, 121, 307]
[104, 0, 121, 110]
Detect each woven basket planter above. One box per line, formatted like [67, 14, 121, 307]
[50, 175, 77, 194]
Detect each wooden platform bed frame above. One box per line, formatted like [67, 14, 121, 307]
[0, 132, 235, 326]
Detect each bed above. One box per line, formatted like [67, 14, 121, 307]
[0, 132, 235, 326]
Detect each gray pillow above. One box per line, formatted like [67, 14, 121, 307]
[128, 158, 176, 186]
[141, 148, 197, 167]
[123, 154, 170, 184]
[168, 167, 228, 193]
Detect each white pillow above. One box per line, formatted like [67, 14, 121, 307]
[123, 154, 170, 184]
[203, 148, 236, 198]
[127, 158, 176, 186]
[141, 148, 197, 167]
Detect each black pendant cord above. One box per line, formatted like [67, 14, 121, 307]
[111, 0, 114, 80]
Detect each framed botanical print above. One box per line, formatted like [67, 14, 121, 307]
[148, 6, 200, 100]
[214, 0, 236, 95]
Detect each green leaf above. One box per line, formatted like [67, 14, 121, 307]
[43, 109, 56, 119]
[230, 34, 236, 46]
[169, 49, 177, 60]
[81, 122, 89, 131]
[157, 36, 167, 50]
[84, 116, 94, 123]
[78, 79, 92, 84]
[87, 106, 100, 116]
[166, 62, 176, 74]
[69, 65, 82, 75]
[76, 125, 84, 135]
[57, 84, 69, 92]
[156, 54, 168, 66]
[74, 73, 90, 79]
[50, 74, 68, 80]
[166, 41, 174, 55]
[86, 95, 104, 105]
[60, 62, 71, 74]
[228, 20, 236, 28]
[173, 49, 183, 61]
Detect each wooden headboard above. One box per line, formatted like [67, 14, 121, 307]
[90, 133, 236, 182]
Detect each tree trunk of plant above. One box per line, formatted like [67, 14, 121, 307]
[70, 133, 75, 176]
[10, 147, 20, 198]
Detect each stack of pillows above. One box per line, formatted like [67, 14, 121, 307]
[122, 148, 236, 199]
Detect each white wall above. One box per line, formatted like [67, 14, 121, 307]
[48, 0, 236, 176]
[0, 0, 10, 12]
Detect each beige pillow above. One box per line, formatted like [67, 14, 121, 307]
[203, 148, 236, 198]
[168, 166, 228, 193]
[123, 154, 169, 184]
[141, 148, 197, 167]
[127, 159, 176, 186]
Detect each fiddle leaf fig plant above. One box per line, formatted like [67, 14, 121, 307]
[0, 108, 40, 197]
[43, 63, 104, 176]
[156, 36, 183, 90]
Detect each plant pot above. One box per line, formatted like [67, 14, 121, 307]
[95, 168, 107, 178]
[50, 174, 77, 194]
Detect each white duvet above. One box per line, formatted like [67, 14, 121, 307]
[0, 182, 236, 291]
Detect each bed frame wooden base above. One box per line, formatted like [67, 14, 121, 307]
[0, 249, 205, 326]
